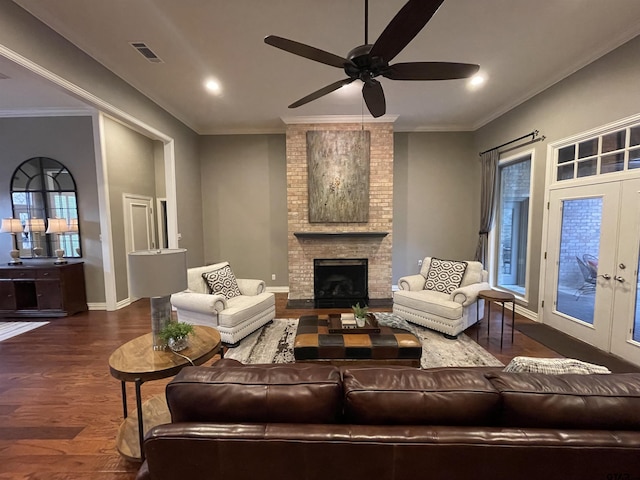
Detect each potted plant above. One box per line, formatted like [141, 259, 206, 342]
[159, 321, 195, 351]
[351, 303, 369, 328]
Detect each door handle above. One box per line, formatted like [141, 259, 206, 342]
[598, 273, 611, 280]
[614, 275, 625, 283]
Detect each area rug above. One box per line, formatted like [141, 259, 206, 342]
[0, 321, 48, 342]
[226, 317, 503, 368]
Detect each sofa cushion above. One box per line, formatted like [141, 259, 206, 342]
[218, 292, 275, 327]
[486, 371, 640, 430]
[424, 258, 468, 294]
[202, 264, 242, 299]
[503, 356, 611, 374]
[343, 367, 500, 425]
[393, 289, 463, 320]
[167, 363, 343, 424]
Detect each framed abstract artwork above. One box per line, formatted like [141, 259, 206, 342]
[307, 130, 370, 223]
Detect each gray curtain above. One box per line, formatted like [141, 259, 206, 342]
[474, 149, 499, 266]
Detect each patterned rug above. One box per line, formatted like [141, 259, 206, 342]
[0, 321, 48, 342]
[226, 315, 503, 368]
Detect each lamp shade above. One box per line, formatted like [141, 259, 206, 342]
[128, 249, 188, 298]
[0, 218, 23, 234]
[24, 218, 46, 233]
[46, 218, 68, 234]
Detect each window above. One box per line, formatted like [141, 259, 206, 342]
[495, 154, 532, 296]
[556, 124, 640, 181]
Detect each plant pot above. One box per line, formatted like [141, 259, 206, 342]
[355, 316, 366, 328]
[168, 336, 189, 352]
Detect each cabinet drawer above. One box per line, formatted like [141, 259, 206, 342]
[37, 269, 60, 280]
[7, 270, 36, 280]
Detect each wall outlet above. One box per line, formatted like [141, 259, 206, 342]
[417, 259, 423, 266]
[271, 274, 276, 280]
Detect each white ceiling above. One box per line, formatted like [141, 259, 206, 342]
[4, 0, 640, 134]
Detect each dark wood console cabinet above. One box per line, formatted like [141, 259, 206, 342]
[0, 262, 88, 318]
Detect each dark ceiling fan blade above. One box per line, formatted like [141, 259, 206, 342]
[370, 0, 445, 63]
[265, 35, 352, 69]
[362, 80, 386, 118]
[384, 62, 480, 80]
[289, 78, 356, 108]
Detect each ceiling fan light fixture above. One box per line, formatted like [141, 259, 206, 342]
[468, 73, 486, 89]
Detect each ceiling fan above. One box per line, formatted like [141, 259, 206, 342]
[264, 0, 480, 118]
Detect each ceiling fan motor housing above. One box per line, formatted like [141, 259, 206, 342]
[345, 45, 388, 81]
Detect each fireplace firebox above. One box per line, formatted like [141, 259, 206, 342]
[313, 258, 368, 308]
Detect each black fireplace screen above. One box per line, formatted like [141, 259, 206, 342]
[313, 258, 368, 308]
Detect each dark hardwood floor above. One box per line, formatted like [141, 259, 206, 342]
[0, 293, 559, 479]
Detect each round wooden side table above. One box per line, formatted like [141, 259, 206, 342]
[108, 325, 222, 461]
[477, 290, 516, 349]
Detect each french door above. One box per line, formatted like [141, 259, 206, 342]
[544, 179, 640, 365]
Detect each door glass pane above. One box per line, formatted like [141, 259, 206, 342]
[555, 197, 602, 325]
[558, 145, 575, 163]
[497, 156, 531, 294]
[577, 159, 597, 178]
[629, 147, 640, 169]
[578, 139, 598, 159]
[600, 152, 624, 174]
[602, 130, 626, 153]
[630, 126, 640, 147]
[557, 164, 574, 181]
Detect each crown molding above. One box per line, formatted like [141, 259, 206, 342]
[280, 115, 399, 125]
[0, 107, 94, 118]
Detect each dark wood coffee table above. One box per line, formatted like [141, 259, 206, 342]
[108, 325, 222, 461]
[294, 314, 421, 367]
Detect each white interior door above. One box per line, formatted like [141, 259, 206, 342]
[123, 194, 155, 254]
[544, 180, 640, 366]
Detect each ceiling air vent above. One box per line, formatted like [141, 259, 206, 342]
[130, 42, 163, 63]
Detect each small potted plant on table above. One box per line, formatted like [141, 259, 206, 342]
[159, 321, 195, 351]
[352, 303, 369, 328]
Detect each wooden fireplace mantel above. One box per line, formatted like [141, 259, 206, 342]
[293, 232, 389, 239]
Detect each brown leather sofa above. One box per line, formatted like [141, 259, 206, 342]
[137, 359, 640, 480]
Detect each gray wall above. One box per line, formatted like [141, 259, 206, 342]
[393, 131, 479, 283]
[103, 117, 157, 302]
[0, 0, 204, 273]
[474, 34, 640, 312]
[0, 116, 105, 303]
[199, 134, 288, 285]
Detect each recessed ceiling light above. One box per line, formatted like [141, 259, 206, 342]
[468, 74, 486, 89]
[205, 79, 221, 95]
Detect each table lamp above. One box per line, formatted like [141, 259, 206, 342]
[24, 218, 46, 257]
[0, 218, 23, 265]
[46, 218, 68, 264]
[127, 249, 188, 350]
[67, 218, 81, 255]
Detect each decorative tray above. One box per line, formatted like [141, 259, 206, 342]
[327, 314, 380, 334]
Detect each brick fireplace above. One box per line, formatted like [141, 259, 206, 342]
[286, 120, 394, 306]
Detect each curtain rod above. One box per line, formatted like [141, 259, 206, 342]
[479, 130, 540, 156]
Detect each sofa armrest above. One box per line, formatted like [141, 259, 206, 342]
[397, 274, 426, 291]
[236, 278, 265, 295]
[170, 291, 227, 315]
[450, 282, 491, 306]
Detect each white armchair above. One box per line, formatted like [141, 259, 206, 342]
[170, 262, 275, 346]
[393, 257, 490, 338]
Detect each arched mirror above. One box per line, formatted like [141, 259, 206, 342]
[10, 157, 81, 259]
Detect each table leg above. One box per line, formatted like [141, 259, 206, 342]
[135, 378, 145, 462]
[120, 381, 128, 419]
[500, 302, 505, 350]
[511, 300, 516, 343]
[486, 301, 491, 338]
